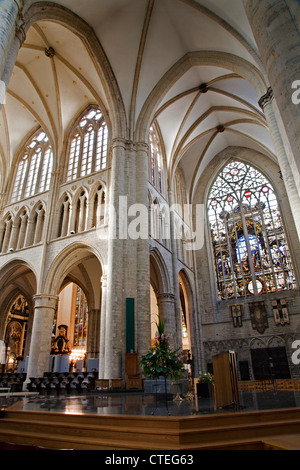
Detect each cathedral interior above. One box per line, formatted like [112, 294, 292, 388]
[0, 0, 300, 451]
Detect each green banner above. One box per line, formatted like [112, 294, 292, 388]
[126, 298, 135, 352]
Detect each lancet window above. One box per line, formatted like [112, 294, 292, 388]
[74, 285, 88, 347]
[208, 160, 296, 300]
[67, 107, 108, 182]
[149, 126, 163, 194]
[11, 131, 53, 202]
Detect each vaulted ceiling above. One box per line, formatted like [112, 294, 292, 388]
[0, 0, 276, 201]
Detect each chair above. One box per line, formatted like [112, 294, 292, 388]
[110, 378, 123, 390]
[95, 379, 110, 390]
[125, 352, 143, 390]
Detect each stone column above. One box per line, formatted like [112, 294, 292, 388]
[103, 138, 151, 379]
[258, 87, 300, 238]
[99, 274, 107, 378]
[168, 188, 183, 348]
[25, 294, 58, 386]
[104, 138, 126, 379]
[245, 0, 300, 188]
[157, 292, 176, 341]
[135, 142, 151, 359]
[87, 309, 100, 360]
[0, 0, 26, 102]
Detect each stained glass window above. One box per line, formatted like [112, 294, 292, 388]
[149, 126, 163, 193]
[11, 131, 53, 202]
[67, 107, 108, 182]
[73, 285, 88, 347]
[208, 160, 296, 300]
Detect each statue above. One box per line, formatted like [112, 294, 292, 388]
[50, 324, 70, 355]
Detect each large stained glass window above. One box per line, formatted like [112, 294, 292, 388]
[12, 130, 53, 202]
[67, 107, 108, 182]
[208, 161, 296, 300]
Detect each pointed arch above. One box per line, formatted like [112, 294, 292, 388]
[54, 191, 72, 239]
[10, 128, 53, 203]
[28, 200, 47, 246]
[65, 106, 109, 183]
[43, 242, 104, 305]
[88, 181, 106, 229]
[69, 186, 89, 234]
[0, 211, 13, 253]
[207, 158, 297, 299]
[150, 246, 171, 293]
[148, 122, 167, 196]
[136, 51, 267, 143]
[23, 2, 127, 138]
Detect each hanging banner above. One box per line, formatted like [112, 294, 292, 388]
[272, 299, 289, 326]
[230, 304, 243, 327]
[249, 301, 268, 334]
[126, 298, 135, 352]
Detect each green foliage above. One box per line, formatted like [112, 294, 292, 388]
[198, 372, 214, 384]
[140, 317, 185, 381]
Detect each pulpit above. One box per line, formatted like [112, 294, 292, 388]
[125, 352, 143, 389]
[212, 350, 240, 408]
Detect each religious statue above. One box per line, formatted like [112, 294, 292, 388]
[50, 324, 70, 355]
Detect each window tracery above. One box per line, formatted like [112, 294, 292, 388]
[74, 285, 88, 348]
[208, 160, 296, 300]
[149, 126, 164, 194]
[67, 108, 108, 182]
[11, 131, 53, 202]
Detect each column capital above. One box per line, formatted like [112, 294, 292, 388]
[135, 141, 149, 153]
[158, 292, 175, 302]
[112, 137, 149, 153]
[258, 87, 274, 111]
[112, 137, 132, 150]
[33, 294, 58, 310]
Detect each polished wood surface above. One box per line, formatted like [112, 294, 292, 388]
[1, 402, 300, 450]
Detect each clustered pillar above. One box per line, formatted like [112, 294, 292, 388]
[102, 138, 151, 379]
[246, 0, 300, 239]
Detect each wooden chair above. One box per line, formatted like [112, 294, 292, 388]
[125, 352, 143, 389]
[110, 379, 123, 389]
[95, 379, 110, 390]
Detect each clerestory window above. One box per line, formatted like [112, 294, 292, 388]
[207, 160, 296, 300]
[11, 131, 53, 202]
[149, 126, 163, 194]
[66, 107, 108, 182]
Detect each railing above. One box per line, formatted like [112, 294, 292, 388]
[239, 379, 300, 391]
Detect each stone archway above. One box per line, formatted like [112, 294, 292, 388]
[24, 243, 104, 379]
[150, 247, 175, 339]
[0, 259, 37, 373]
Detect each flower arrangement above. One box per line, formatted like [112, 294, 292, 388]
[198, 372, 214, 384]
[140, 316, 185, 381]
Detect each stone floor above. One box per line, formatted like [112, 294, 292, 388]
[1, 389, 300, 417]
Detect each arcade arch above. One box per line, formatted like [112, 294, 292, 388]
[0, 260, 37, 373]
